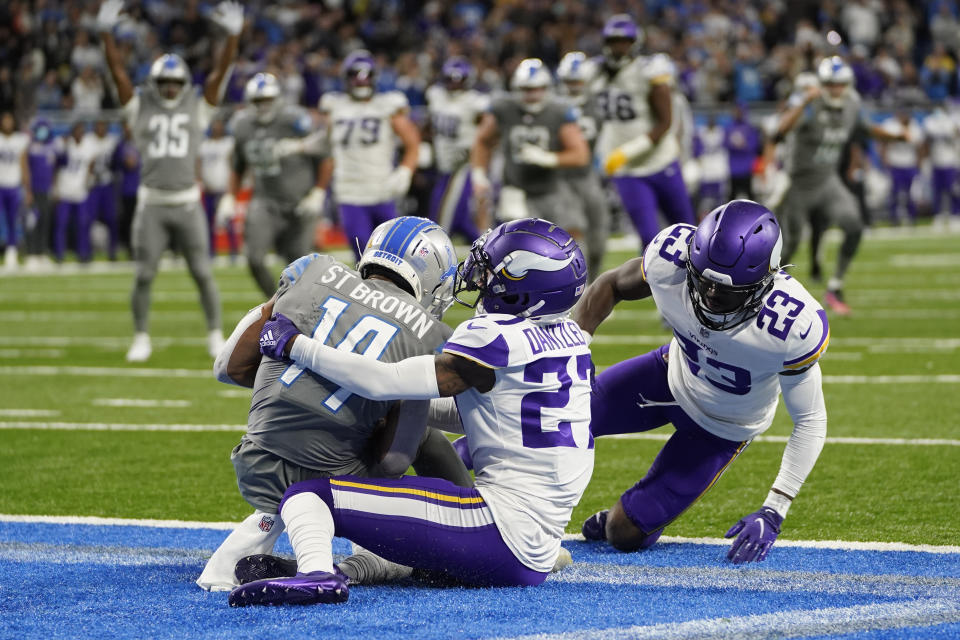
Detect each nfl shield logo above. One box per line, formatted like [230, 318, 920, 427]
[700, 327, 710, 339]
[258, 515, 275, 532]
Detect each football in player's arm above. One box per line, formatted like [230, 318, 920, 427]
[577, 200, 828, 564]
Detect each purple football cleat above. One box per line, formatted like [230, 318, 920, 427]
[582, 509, 609, 541]
[235, 554, 298, 585]
[228, 571, 349, 607]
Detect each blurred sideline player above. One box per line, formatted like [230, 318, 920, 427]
[0, 111, 32, 270]
[230, 218, 592, 606]
[557, 51, 611, 281]
[197, 216, 472, 591]
[470, 58, 589, 237]
[221, 72, 327, 297]
[86, 119, 120, 261]
[198, 118, 235, 258]
[52, 121, 96, 264]
[578, 200, 828, 565]
[25, 119, 57, 269]
[593, 14, 695, 250]
[694, 114, 729, 217]
[425, 57, 489, 242]
[319, 50, 420, 259]
[923, 101, 960, 229]
[775, 56, 904, 316]
[99, 0, 243, 362]
[879, 109, 924, 226]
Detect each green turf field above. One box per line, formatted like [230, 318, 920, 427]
[1, 227, 958, 545]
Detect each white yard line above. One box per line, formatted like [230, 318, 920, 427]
[0, 421, 243, 431]
[91, 398, 193, 408]
[0, 349, 65, 358]
[605, 432, 960, 447]
[0, 409, 61, 417]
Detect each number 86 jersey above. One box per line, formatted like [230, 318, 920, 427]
[442, 313, 595, 573]
[642, 224, 830, 442]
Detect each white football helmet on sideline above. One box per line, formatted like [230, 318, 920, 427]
[358, 216, 458, 320]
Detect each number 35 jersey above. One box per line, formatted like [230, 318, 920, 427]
[247, 253, 451, 474]
[320, 91, 408, 205]
[443, 313, 595, 573]
[642, 224, 830, 442]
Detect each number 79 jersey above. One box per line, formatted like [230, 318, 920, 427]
[442, 313, 595, 573]
[642, 224, 830, 442]
[320, 91, 408, 205]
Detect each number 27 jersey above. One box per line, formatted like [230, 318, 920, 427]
[643, 224, 830, 442]
[442, 313, 595, 573]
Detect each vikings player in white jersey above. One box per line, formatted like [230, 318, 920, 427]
[880, 109, 925, 225]
[230, 218, 592, 606]
[319, 50, 421, 259]
[923, 102, 960, 226]
[578, 200, 829, 564]
[592, 14, 694, 249]
[0, 112, 32, 269]
[426, 57, 489, 241]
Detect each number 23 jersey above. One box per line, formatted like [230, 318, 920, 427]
[642, 224, 830, 442]
[442, 313, 595, 573]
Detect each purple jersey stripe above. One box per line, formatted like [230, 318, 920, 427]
[335, 508, 498, 532]
[783, 309, 830, 368]
[443, 334, 509, 368]
[330, 478, 489, 509]
[493, 317, 525, 326]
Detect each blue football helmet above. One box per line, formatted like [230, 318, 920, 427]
[358, 216, 458, 320]
[686, 200, 782, 330]
[454, 218, 587, 319]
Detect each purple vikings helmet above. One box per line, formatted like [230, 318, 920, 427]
[686, 200, 782, 330]
[441, 57, 474, 91]
[454, 219, 588, 319]
[602, 14, 642, 70]
[343, 49, 377, 100]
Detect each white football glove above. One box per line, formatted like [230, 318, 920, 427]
[215, 193, 237, 226]
[272, 138, 306, 160]
[295, 187, 326, 218]
[97, 0, 125, 32]
[517, 143, 558, 168]
[211, 0, 245, 36]
[385, 166, 413, 199]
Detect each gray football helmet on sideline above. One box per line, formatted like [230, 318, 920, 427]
[358, 216, 458, 320]
[148, 53, 191, 109]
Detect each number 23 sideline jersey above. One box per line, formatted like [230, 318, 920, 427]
[642, 224, 829, 442]
[442, 313, 595, 573]
[321, 91, 408, 205]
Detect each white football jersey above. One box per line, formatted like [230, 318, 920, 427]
[442, 312, 595, 573]
[199, 135, 235, 193]
[642, 224, 829, 442]
[881, 117, 924, 169]
[0, 132, 30, 188]
[54, 136, 99, 202]
[426, 85, 489, 174]
[697, 125, 729, 183]
[86, 133, 120, 187]
[320, 90, 408, 205]
[923, 110, 959, 169]
[592, 54, 681, 176]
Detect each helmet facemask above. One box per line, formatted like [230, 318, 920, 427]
[685, 258, 774, 330]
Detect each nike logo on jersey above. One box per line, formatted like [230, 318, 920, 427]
[799, 322, 813, 340]
[466, 321, 486, 331]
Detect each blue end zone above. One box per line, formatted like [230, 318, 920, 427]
[2, 521, 959, 639]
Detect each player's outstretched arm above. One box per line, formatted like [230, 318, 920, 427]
[573, 257, 651, 336]
[97, 0, 134, 105]
[259, 314, 495, 399]
[204, 1, 243, 106]
[469, 113, 499, 229]
[775, 86, 820, 140]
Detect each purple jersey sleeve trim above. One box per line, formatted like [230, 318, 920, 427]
[783, 309, 830, 369]
[443, 334, 509, 368]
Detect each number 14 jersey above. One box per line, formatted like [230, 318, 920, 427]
[443, 313, 595, 573]
[642, 224, 830, 442]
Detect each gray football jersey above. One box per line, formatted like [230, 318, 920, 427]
[230, 105, 320, 208]
[491, 94, 577, 196]
[785, 93, 870, 184]
[246, 254, 453, 473]
[132, 88, 206, 191]
[560, 96, 601, 180]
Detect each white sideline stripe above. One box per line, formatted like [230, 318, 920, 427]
[4, 366, 958, 384]
[3, 513, 960, 555]
[0, 541, 211, 567]
[0, 422, 244, 432]
[606, 309, 960, 322]
[0, 336, 208, 347]
[217, 389, 251, 398]
[605, 432, 960, 447]
[92, 398, 192, 408]
[499, 599, 960, 640]
[0, 409, 60, 417]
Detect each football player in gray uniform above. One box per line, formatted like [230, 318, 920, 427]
[197, 216, 472, 591]
[220, 72, 327, 297]
[775, 57, 905, 315]
[470, 58, 589, 236]
[99, 0, 243, 362]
